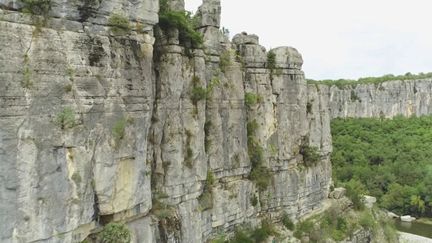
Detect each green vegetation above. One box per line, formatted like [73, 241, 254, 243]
[293, 219, 314, 239]
[191, 87, 207, 104]
[56, 107, 76, 129]
[267, 51, 276, 80]
[152, 198, 175, 220]
[22, 0, 52, 16]
[184, 130, 193, 168]
[350, 90, 360, 102]
[332, 116, 432, 216]
[190, 76, 205, 102]
[244, 92, 262, 108]
[219, 50, 232, 73]
[250, 194, 258, 206]
[108, 14, 130, 35]
[344, 179, 367, 210]
[158, 0, 203, 49]
[358, 210, 376, 231]
[199, 171, 215, 211]
[64, 84, 73, 93]
[71, 172, 82, 184]
[281, 213, 294, 230]
[320, 209, 350, 241]
[210, 234, 226, 243]
[204, 120, 212, 153]
[292, 207, 388, 242]
[299, 143, 320, 167]
[99, 223, 131, 243]
[22, 66, 33, 88]
[229, 220, 276, 243]
[112, 118, 127, 145]
[307, 72, 432, 88]
[306, 102, 312, 114]
[247, 120, 271, 191]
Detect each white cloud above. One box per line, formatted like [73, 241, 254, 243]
[185, 0, 432, 79]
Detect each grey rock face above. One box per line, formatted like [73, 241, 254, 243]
[318, 79, 432, 118]
[0, 1, 333, 242]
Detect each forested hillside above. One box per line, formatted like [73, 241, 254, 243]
[332, 116, 432, 216]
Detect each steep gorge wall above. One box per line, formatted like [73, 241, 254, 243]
[0, 0, 332, 242]
[315, 79, 432, 118]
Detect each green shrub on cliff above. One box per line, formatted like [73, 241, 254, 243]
[300, 144, 320, 167]
[99, 223, 131, 243]
[108, 14, 131, 35]
[56, 107, 76, 129]
[22, 0, 52, 16]
[158, 1, 203, 48]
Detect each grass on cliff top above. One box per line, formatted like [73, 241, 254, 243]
[158, 0, 203, 48]
[307, 72, 432, 88]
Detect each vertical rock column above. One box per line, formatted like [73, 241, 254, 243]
[0, 0, 158, 241]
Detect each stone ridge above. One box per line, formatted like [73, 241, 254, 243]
[6, 0, 423, 242]
[313, 79, 432, 118]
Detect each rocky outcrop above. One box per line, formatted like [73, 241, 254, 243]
[315, 79, 432, 118]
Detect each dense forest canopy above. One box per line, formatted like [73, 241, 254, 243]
[331, 116, 432, 217]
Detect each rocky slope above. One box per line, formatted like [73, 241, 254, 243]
[0, 0, 332, 242]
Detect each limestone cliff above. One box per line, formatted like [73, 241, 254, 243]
[0, 0, 333, 242]
[314, 79, 432, 118]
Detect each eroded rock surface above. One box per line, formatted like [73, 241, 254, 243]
[8, 0, 428, 242]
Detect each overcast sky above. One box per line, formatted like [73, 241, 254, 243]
[185, 0, 432, 80]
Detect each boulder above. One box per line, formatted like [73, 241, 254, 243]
[362, 195, 377, 208]
[401, 215, 416, 222]
[329, 187, 346, 199]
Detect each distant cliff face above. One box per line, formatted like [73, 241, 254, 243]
[0, 0, 347, 242]
[315, 79, 432, 119]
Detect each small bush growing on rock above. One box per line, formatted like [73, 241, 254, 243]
[158, 6, 203, 48]
[64, 84, 73, 92]
[209, 234, 226, 243]
[251, 219, 277, 242]
[204, 120, 212, 153]
[22, 0, 52, 16]
[250, 166, 271, 191]
[230, 222, 276, 243]
[108, 14, 130, 35]
[152, 198, 175, 219]
[281, 213, 294, 230]
[267, 51, 276, 70]
[22, 66, 33, 88]
[199, 171, 215, 211]
[56, 107, 76, 129]
[293, 220, 314, 239]
[300, 144, 320, 166]
[191, 86, 207, 104]
[112, 118, 127, 146]
[358, 210, 376, 231]
[344, 179, 367, 211]
[247, 120, 271, 191]
[306, 102, 312, 114]
[320, 211, 349, 241]
[219, 50, 232, 73]
[244, 92, 261, 108]
[99, 223, 131, 243]
[250, 194, 258, 206]
[267, 50, 276, 80]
